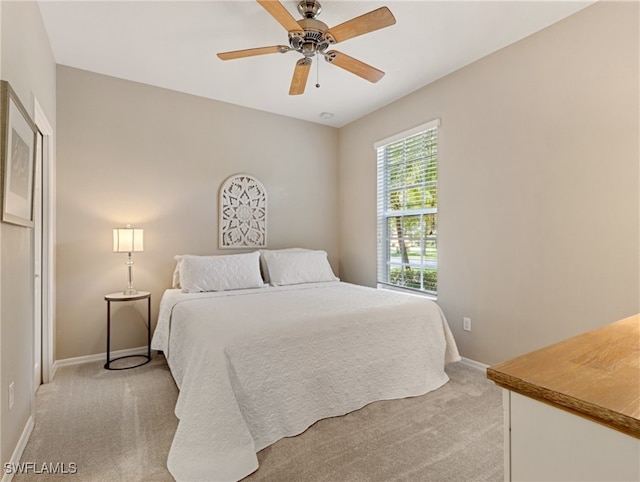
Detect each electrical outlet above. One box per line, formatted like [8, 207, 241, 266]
[9, 382, 14, 410]
[463, 317, 471, 332]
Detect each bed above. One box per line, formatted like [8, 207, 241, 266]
[151, 249, 460, 481]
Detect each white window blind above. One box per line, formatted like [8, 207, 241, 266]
[376, 119, 440, 295]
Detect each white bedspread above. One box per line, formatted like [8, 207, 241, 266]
[151, 282, 460, 482]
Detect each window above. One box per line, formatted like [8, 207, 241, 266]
[376, 119, 439, 295]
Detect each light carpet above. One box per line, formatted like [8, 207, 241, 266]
[14, 356, 502, 481]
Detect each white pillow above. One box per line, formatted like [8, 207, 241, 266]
[179, 252, 265, 293]
[259, 248, 309, 283]
[172, 255, 184, 288]
[262, 249, 339, 286]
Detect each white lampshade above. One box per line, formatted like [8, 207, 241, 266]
[113, 226, 144, 253]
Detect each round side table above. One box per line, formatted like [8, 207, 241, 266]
[104, 291, 151, 370]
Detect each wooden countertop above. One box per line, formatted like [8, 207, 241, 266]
[487, 314, 640, 439]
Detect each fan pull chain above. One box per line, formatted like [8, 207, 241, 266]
[315, 58, 320, 89]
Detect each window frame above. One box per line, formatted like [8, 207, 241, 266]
[375, 119, 440, 297]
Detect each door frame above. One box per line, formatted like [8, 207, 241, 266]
[33, 130, 42, 391]
[33, 98, 54, 384]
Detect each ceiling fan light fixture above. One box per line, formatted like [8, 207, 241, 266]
[289, 36, 303, 50]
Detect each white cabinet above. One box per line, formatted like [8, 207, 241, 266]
[488, 315, 640, 482]
[503, 391, 640, 481]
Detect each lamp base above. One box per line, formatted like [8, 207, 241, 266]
[123, 255, 137, 295]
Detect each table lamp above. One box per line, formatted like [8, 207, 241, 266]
[113, 224, 144, 295]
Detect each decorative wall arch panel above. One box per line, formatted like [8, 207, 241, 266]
[219, 174, 267, 248]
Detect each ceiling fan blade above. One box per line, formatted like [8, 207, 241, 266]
[289, 58, 312, 95]
[324, 50, 385, 83]
[217, 45, 288, 60]
[324, 7, 396, 44]
[257, 0, 303, 33]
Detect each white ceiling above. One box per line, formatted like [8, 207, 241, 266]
[38, 0, 594, 127]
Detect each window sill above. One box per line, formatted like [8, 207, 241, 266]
[377, 283, 437, 301]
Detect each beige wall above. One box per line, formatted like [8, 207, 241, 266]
[0, 0, 56, 467]
[56, 66, 339, 360]
[338, 1, 639, 365]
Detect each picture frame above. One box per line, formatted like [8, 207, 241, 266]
[0, 80, 37, 228]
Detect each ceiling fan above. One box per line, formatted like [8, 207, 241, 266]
[217, 0, 396, 95]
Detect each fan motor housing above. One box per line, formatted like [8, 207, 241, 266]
[289, 17, 329, 57]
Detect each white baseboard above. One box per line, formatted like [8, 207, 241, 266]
[1, 415, 34, 482]
[459, 356, 490, 372]
[55, 349, 484, 374]
[53, 346, 149, 373]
